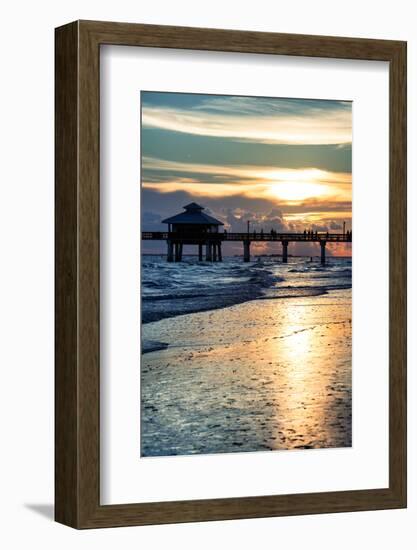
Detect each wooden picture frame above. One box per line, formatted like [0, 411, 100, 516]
[55, 20, 407, 528]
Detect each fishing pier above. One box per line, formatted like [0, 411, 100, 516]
[142, 203, 352, 265]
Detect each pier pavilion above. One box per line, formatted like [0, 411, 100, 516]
[162, 203, 224, 262]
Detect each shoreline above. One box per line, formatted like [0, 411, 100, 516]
[142, 339, 169, 354]
[142, 284, 351, 326]
[142, 283, 351, 325]
[142, 285, 351, 352]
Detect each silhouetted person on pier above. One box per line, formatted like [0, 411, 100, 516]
[260, 229, 264, 240]
[303, 230, 306, 238]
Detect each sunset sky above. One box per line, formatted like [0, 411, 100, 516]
[141, 92, 352, 256]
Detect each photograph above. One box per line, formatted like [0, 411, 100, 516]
[140, 91, 353, 457]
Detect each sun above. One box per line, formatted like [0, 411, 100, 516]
[268, 181, 330, 202]
[258, 167, 334, 203]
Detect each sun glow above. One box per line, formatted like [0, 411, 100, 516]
[268, 181, 331, 202]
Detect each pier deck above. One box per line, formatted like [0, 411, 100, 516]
[142, 231, 352, 264]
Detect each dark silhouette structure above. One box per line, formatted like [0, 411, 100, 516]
[162, 203, 224, 262]
[143, 203, 352, 265]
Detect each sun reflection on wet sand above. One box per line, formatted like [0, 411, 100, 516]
[141, 290, 352, 456]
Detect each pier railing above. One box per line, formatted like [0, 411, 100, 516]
[141, 231, 352, 243]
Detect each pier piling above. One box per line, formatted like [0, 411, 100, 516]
[243, 240, 251, 262]
[282, 241, 288, 263]
[167, 241, 174, 262]
[320, 240, 326, 265]
[213, 242, 217, 262]
[218, 243, 222, 262]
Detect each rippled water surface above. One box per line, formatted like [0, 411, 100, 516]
[142, 256, 351, 320]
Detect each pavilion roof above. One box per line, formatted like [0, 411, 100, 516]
[162, 203, 224, 225]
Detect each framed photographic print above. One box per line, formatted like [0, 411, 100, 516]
[55, 20, 407, 528]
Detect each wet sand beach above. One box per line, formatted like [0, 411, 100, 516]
[141, 288, 352, 457]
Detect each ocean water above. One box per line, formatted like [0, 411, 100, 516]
[141, 255, 352, 457]
[141, 255, 352, 326]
